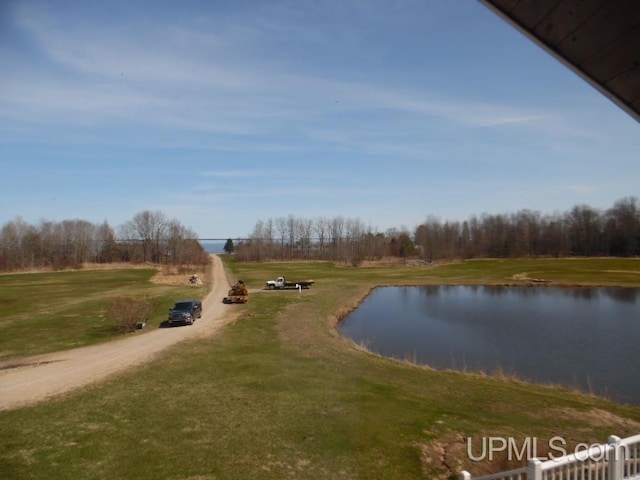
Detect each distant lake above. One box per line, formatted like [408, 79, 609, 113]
[337, 286, 640, 405]
[200, 241, 225, 254]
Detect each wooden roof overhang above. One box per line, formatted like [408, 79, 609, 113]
[478, 0, 640, 123]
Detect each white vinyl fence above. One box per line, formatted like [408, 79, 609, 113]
[460, 434, 640, 480]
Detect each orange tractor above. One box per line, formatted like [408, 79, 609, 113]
[224, 280, 248, 304]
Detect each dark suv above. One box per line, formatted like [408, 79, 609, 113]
[168, 299, 202, 326]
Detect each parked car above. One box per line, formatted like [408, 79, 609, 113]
[168, 299, 202, 326]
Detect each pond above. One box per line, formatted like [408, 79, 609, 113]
[337, 286, 640, 405]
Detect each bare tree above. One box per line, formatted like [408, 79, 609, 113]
[151, 211, 168, 264]
[124, 210, 167, 263]
[329, 216, 345, 261]
[250, 220, 267, 261]
[606, 196, 640, 256]
[274, 216, 288, 260]
[166, 219, 185, 265]
[96, 220, 118, 263]
[567, 205, 603, 256]
[314, 217, 329, 259]
[345, 217, 364, 265]
[63, 220, 95, 266]
[415, 216, 441, 261]
[287, 214, 296, 259]
[0, 217, 34, 270]
[296, 217, 314, 259]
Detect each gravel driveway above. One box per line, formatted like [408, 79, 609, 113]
[0, 254, 232, 411]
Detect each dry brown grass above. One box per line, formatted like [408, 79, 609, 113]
[150, 264, 208, 286]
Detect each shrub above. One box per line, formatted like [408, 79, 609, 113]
[106, 296, 159, 333]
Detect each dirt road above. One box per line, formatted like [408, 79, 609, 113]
[0, 254, 232, 412]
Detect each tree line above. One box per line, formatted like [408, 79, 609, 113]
[3, 197, 638, 271]
[0, 210, 209, 272]
[235, 215, 403, 264]
[235, 196, 640, 263]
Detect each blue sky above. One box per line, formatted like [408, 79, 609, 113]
[1, 0, 638, 238]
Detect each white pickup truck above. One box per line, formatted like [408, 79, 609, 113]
[265, 276, 314, 290]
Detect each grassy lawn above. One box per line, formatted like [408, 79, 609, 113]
[1, 257, 639, 479]
[0, 267, 210, 360]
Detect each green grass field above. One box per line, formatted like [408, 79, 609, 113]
[1, 257, 639, 479]
[0, 267, 209, 360]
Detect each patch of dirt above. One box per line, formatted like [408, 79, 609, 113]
[512, 272, 550, 283]
[414, 432, 468, 479]
[603, 270, 640, 275]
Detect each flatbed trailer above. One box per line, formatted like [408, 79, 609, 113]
[265, 276, 314, 290]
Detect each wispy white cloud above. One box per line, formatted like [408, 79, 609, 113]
[4, 0, 571, 143]
[174, 183, 391, 204]
[561, 185, 600, 195]
[200, 170, 271, 178]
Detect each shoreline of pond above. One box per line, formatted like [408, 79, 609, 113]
[332, 282, 640, 406]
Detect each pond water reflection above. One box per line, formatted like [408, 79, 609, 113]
[337, 286, 640, 405]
